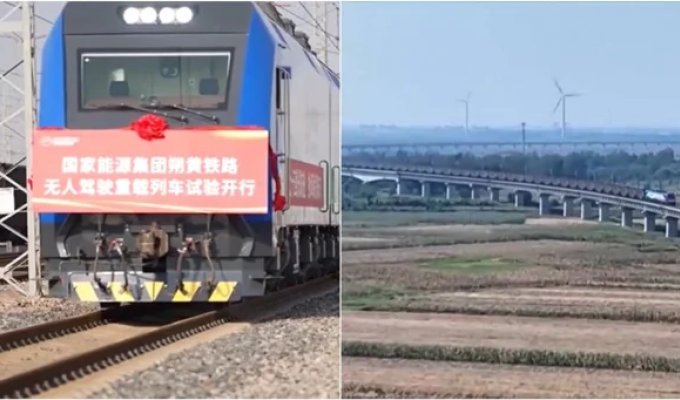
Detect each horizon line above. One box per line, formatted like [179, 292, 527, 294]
[343, 124, 680, 131]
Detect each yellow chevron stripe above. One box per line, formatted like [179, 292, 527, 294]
[208, 281, 238, 302]
[108, 282, 135, 303]
[73, 282, 98, 302]
[172, 281, 201, 302]
[144, 281, 165, 301]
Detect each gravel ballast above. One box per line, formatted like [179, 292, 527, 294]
[0, 286, 99, 332]
[92, 289, 340, 399]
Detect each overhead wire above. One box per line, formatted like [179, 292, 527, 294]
[299, 2, 339, 75]
[274, 3, 339, 51]
[298, 2, 340, 50]
[272, 2, 340, 77]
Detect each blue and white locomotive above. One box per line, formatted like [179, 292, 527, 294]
[643, 189, 676, 206]
[38, 2, 339, 304]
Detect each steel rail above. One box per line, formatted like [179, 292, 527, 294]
[0, 274, 338, 398]
[0, 306, 137, 353]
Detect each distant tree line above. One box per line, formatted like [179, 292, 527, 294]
[344, 149, 680, 188]
[342, 194, 503, 212]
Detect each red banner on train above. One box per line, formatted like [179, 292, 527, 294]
[287, 159, 324, 208]
[31, 128, 269, 214]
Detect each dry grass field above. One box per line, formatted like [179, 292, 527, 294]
[341, 208, 680, 398]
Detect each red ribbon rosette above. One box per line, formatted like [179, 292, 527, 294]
[130, 114, 168, 141]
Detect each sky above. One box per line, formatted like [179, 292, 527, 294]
[342, 2, 680, 129]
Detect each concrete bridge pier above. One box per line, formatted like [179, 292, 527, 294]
[666, 216, 678, 238]
[621, 207, 633, 228]
[489, 188, 501, 203]
[470, 185, 485, 201]
[643, 211, 656, 233]
[580, 199, 594, 220]
[562, 196, 576, 217]
[598, 203, 611, 222]
[514, 191, 529, 207]
[445, 184, 455, 200]
[539, 193, 551, 216]
[420, 181, 431, 198]
[395, 179, 402, 196]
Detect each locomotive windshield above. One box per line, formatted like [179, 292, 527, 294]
[79, 51, 231, 110]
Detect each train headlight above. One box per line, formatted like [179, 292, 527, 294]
[122, 7, 141, 24]
[122, 6, 193, 25]
[158, 7, 176, 24]
[176, 7, 194, 24]
[139, 7, 157, 24]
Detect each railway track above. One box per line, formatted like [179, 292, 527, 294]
[0, 274, 338, 398]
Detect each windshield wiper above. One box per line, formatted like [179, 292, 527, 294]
[168, 104, 220, 124]
[96, 103, 188, 124]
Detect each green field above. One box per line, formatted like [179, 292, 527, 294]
[421, 257, 524, 274]
[343, 209, 534, 228]
[342, 210, 680, 311]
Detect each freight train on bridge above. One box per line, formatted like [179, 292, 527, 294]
[343, 164, 680, 237]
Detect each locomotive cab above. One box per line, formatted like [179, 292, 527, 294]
[37, 2, 340, 304]
[667, 193, 676, 206]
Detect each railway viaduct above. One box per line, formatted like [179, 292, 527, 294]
[343, 164, 680, 238]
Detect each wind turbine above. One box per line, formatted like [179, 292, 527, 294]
[457, 92, 471, 136]
[552, 78, 581, 138]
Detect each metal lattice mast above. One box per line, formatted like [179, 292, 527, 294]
[23, 2, 38, 297]
[0, 1, 39, 297]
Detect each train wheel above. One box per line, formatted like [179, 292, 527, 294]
[299, 268, 311, 282]
[265, 278, 283, 293]
[309, 264, 323, 280]
[285, 272, 301, 286]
